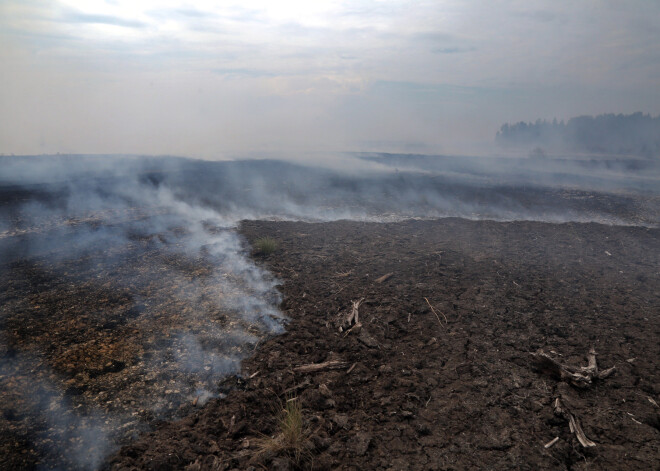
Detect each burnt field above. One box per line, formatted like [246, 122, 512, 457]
[0, 210, 285, 470]
[110, 217, 660, 471]
[0, 155, 659, 470]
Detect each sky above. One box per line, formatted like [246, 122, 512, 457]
[1, 0, 659, 158]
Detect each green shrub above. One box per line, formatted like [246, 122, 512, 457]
[254, 237, 278, 255]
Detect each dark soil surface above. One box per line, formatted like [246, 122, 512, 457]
[107, 218, 660, 470]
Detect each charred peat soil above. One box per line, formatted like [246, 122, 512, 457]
[1, 158, 660, 470]
[107, 218, 660, 470]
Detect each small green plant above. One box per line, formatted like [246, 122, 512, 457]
[254, 396, 312, 467]
[254, 237, 278, 255]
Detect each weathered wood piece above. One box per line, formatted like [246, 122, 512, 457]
[553, 398, 596, 447]
[374, 272, 393, 283]
[544, 437, 559, 449]
[283, 377, 311, 394]
[347, 298, 364, 326]
[343, 322, 362, 337]
[293, 360, 349, 374]
[338, 298, 365, 331]
[531, 348, 616, 388]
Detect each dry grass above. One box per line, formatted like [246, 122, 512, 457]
[253, 396, 312, 467]
[253, 237, 278, 255]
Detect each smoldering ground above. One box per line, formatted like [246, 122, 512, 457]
[0, 157, 285, 470]
[0, 153, 658, 469]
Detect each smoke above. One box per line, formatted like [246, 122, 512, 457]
[0, 156, 288, 469]
[0, 152, 658, 469]
[0, 350, 115, 470]
[145, 153, 659, 226]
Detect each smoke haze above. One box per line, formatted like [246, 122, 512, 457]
[2, 1, 660, 157]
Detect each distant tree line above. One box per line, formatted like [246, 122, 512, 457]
[496, 112, 660, 158]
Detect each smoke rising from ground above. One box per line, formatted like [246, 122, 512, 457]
[0, 153, 658, 469]
[1, 156, 286, 469]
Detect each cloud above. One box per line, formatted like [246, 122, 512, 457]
[0, 0, 659, 156]
[211, 68, 277, 78]
[412, 31, 459, 43]
[172, 8, 211, 19]
[60, 9, 147, 28]
[432, 46, 476, 54]
[513, 9, 559, 23]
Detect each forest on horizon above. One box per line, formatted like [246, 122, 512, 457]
[496, 112, 660, 158]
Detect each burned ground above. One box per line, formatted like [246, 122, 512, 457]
[107, 218, 660, 470]
[0, 218, 282, 470]
[1, 156, 659, 470]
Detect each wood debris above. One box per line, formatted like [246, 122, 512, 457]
[348, 298, 364, 325]
[553, 398, 596, 447]
[338, 298, 364, 332]
[293, 360, 349, 374]
[532, 348, 615, 449]
[374, 272, 393, 283]
[343, 323, 362, 337]
[544, 437, 559, 449]
[283, 378, 311, 395]
[531, 347, 615, 388]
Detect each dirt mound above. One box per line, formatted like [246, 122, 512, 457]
[107, 218, 660, 470]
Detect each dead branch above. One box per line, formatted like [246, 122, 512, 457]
[553, 398, 596, 447]
[374, 272, 393, 283]
[544, 437, 559, 449]
[349, 298, 364, 325]
[585, 347, 597, 374]
[293, 360, 349, 374]
[283, 377, 311, 394]
[343, 322, 362, 337]
[424, 297, 447, 325]
[531, 352, 592, 388]
[597, 366, 616, 380]
[531, 348, 615, 388]
[338, 298, 365, 331]
[569, 415, 596, 447]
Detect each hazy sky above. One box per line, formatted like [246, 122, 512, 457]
[1, 1, 659, 157]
